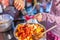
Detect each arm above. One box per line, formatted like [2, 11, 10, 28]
[42, 13, 56, 23]
[55, 16, 60, 24]
[35, 13, 55, 23]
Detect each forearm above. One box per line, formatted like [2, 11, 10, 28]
[41, 13, 56, 23]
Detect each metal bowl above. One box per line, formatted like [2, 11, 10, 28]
[14, 23, 46, 40]
[0, 14, 13, 32]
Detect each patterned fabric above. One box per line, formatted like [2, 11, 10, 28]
[47, 31, 60, 40]
[41, 0, 60, 40]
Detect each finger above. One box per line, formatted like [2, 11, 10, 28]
[20, 4, 25, 10]
[14, 0, 19, 7]
[17, 5, 21, 10]
[14, 0, 17, 4]
[14, 0, 22, 10]
[16, 3, 20, 9]
[17, 2, 24, 10]
[14, 0, 25, 10]
[14, 0, 18, 8]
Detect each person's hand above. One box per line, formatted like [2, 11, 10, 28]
[14, 0, 25, 10]
[34, 13, 43, 22]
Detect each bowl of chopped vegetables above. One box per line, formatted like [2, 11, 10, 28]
[14, 23, 46, 40]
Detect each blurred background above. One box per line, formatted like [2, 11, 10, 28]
[0, 0, 52, 19]
[0, 0, 52, 25]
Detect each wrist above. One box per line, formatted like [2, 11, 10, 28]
[38, 13, 43, 22]
[35, 13, 43, 22]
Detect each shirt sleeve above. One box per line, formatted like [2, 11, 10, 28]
[42, 13, 56, 23]
[55, 16, 60, 24]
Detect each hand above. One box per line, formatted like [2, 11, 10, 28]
[14, 0, 25, 10]
[34, 13, 43, 22]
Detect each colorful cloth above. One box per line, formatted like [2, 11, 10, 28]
[41, 0, 60, 40]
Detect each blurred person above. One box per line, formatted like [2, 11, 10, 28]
[1, 0, 9, 9]
[38, 0, 47, 13]
[0, 0, 9, 14]
[0, 0, 25, 18]
[26, 0, 33, 15]
[38, 0, 52, 13]
[46, 0, 52, 13]
[0, 0, 25, 25]
[39, 0, 42, 3]
[35, 3, 40, 13]
[41, 0, 47, 13]
[2, 0, 24, 10]
[33, 3, 40, 14]
[35, 0, 60, 40]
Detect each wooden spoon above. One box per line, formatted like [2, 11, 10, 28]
[40, 25, 57, 36]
